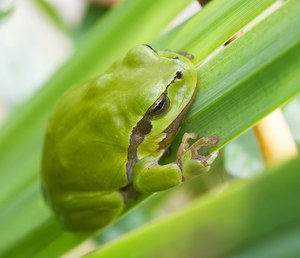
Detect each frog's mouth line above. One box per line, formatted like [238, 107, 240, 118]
[158, 88, 196, 150]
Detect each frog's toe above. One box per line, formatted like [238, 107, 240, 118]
[188, 135, 219, 167]
[198, 150, 219, 167]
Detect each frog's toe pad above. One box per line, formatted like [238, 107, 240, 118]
[198, 150, 219, 167]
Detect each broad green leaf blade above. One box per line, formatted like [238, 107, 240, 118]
[0, 8, 13, 21]
[179, 0, 300, 149]
[0, 1, 14, 22]
[154, 0, 276, 63]
[85, 157, 300, 258]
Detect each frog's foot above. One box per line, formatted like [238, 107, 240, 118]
[176, 133, 219, 180]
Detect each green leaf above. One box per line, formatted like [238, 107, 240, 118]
[0, 4, 13, 22]
[184, 0, 300, 148]
[0, 9, 12, 21]
[75, 3, 110, 39]
[85, 157, 300, 258]
[33, 0, 67, 32]
[154, 0, 276, 63]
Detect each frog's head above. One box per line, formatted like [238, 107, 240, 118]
[121, 45, 197, 164]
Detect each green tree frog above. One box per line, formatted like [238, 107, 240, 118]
[41, 45, 218, 231]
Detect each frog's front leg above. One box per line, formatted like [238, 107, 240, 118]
[54, 191, 124, 231]
[133, 133, 218, 193]
[133, 157, 182, 192]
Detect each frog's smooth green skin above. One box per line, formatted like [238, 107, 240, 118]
[41, 45, 218, 232]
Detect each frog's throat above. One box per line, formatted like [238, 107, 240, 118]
[125, 87, 196, 183]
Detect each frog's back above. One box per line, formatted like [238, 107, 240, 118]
[42, 80, 134, 196]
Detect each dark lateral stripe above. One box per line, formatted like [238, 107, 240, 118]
[126, 115, 152, 182]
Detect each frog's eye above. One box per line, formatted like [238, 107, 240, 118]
[148, 93, 170, 118]
[175, 71, 183, 79]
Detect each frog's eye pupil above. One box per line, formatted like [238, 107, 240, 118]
[154, 100, 164, 112]
[148, 93, 170, 117]
[176, 71, 183, 79]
